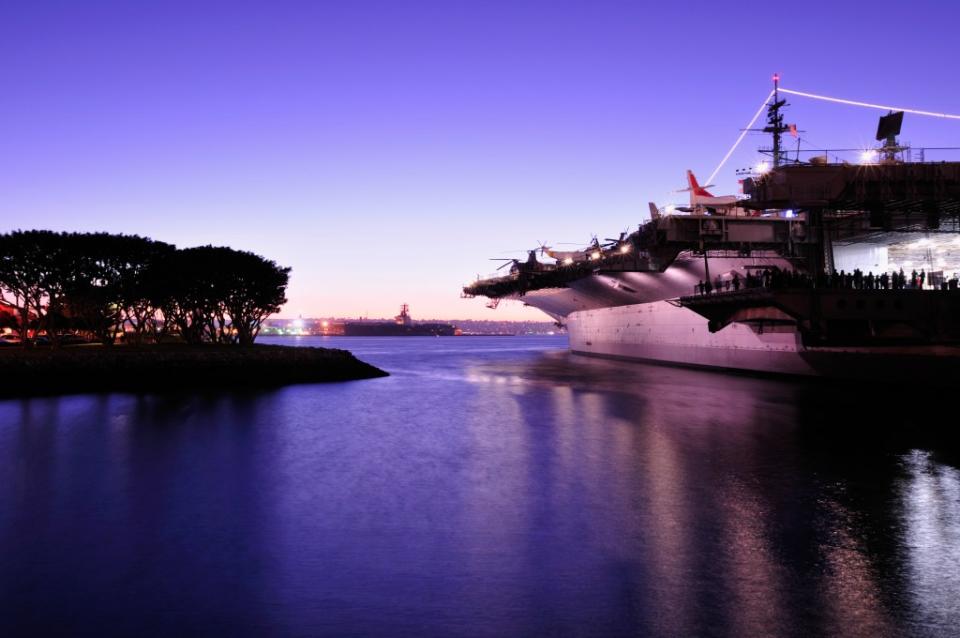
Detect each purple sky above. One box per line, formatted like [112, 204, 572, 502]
[3, 1, 959, 319]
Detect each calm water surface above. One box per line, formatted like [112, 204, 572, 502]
[2, 335, 959, 637]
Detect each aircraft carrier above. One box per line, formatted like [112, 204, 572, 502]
[342, 304, 457, 336]
[463, 79, 960, 380]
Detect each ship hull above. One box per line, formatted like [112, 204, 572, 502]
[343, 323, 456, 336]
[566, 300, 960, 380]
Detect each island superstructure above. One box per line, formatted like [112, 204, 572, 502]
[463, 80, 960, 379]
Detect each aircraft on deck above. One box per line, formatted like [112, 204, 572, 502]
[649, 170, 748, 217]
[490, 249, 554, 274]
[684, 170, 739, 210]
[541, 237, 605, 265]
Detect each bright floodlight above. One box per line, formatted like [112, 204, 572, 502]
[563, 257, 574, 265]
[665, 204, 676, 214]
[860, 150, 877, 164]
[619, 244, 630, 253]
[292, 318, 304, 329]
[755, 161, 770, 174]
[590, 251, 601, 260]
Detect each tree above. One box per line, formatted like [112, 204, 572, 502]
[151, 246, 289, 345]
[67, 234, 175, 345]
[148, 247, 219, 345]
[218, 248, 290, 345]
[0, 231, 71, 346]
[1, 231, 290, 347]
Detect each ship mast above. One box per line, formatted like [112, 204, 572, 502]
[762, 74, 790, 168]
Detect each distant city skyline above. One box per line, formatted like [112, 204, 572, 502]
[3, 1, 960, 319]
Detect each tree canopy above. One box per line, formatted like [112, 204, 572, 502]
[0, 231, 290, 346]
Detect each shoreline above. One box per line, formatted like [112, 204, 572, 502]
[0, 344, 388, 398]
[260, 333, 560, 337]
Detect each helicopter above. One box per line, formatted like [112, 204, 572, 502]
[540, 236, 605, 265]
[541, 229, 635, 265]
[601, 230, 634, 255]
[489, 249, 553, 275]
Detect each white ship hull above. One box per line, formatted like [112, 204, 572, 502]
[568, 300, 816, 374]
[503, 254, 960, 380]
[565, 300, 960, 379]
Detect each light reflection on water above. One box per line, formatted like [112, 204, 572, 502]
[0, 335, 958, 637]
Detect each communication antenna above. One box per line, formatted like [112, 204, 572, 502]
[739, 74, 799, 172]
[762, 74, 792, 168]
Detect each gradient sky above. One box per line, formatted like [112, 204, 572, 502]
[3, 1, 959, 320]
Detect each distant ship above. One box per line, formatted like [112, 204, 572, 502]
[342, 304, 457, 336]
[464, 78, 960, 380]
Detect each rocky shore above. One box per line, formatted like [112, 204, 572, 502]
[0, 344, 388, 398]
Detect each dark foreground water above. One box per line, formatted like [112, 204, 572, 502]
[2, 336, 959, 637]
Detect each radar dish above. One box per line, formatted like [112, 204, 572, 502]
[876, 111, 904, 141]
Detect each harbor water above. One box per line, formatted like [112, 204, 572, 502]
[2, 335, 959, 637]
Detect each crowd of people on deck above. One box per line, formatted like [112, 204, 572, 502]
[694, 266, 960, 296]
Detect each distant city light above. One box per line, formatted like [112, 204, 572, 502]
[292, 318, 304, 329]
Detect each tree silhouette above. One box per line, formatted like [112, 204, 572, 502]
[0, 231, 69, 346]
[0, 231, 290, 346]
[62, 233, 176, 345]
[217, 248, 290, 345]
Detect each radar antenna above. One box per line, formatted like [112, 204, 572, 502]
[762, 74, 792, 168]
